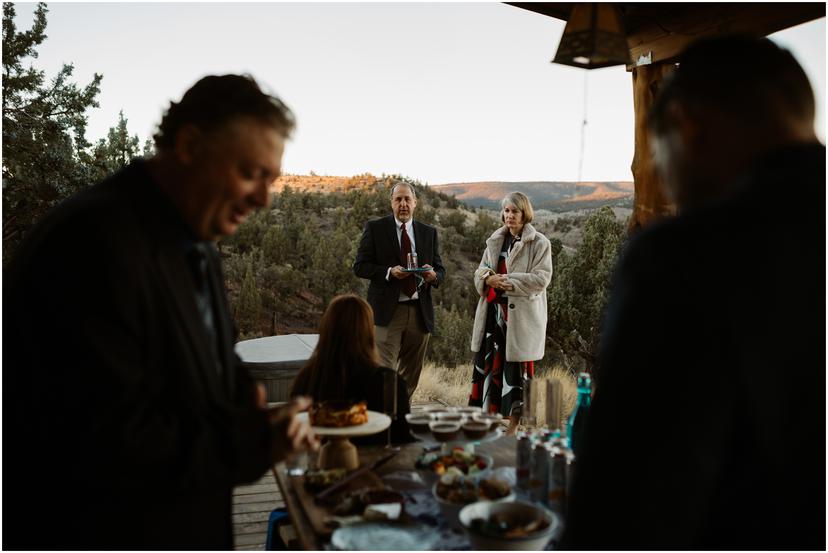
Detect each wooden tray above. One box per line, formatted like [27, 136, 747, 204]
[289, 470, 385, 538]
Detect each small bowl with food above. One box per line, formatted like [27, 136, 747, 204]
[472, 412, 504, 431]
[462, 420, 490, 440]
[405, 413, 434, 434]
[455, 406, 483, 417]
[423, 405, 454, 417]
[435, 412, 465, 425]
[415, 447, 493, 487]
[433, 472, 514, 529]
[459, 500, 559, 550]
[428, 420, 461, 442]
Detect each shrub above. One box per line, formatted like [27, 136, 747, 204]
[427, 303, 474, 368]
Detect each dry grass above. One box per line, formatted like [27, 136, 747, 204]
[412, 362, 472, 406]
[413, 363, 579, 427]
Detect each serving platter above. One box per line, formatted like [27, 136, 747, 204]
[297, 410, 391, 437]
[297, 410, 392, 470]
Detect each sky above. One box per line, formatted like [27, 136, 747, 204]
[12, 2, 826, 185]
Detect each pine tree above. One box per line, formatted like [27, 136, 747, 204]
[2, 2, 102, 263]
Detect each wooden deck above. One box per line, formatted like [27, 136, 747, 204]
[231, 400, 447, 550]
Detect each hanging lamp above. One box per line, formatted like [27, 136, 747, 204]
[552, 3, 632, 69]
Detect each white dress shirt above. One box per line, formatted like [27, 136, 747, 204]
[386, 217, 419, 301]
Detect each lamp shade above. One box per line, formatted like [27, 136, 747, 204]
[552, 3, 632, 69]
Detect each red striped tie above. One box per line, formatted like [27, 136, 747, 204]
[400, 223, 416, 298]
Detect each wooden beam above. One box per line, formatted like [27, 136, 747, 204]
[505, 3, 825, 68]
[506, 2, 572, 22]
[629, 62, 676, 232]
[625, 3, 825, 67]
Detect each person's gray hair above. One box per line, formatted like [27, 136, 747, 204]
[389, 182, 417, 199]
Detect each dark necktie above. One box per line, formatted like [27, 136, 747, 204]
[188, 243, 223, 377]
[399, 223, 417, 298]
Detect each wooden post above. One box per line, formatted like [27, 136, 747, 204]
[629, 62, 676, 232]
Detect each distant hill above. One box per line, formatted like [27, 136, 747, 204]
[271, 174, 378, 193]
[432, 181, 634, 212]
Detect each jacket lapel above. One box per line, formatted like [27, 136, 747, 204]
[486, 227, 506, 272]
[155, 240, 223, 400]
[387, 215, 405, 265]
[412, 220, 426, 264]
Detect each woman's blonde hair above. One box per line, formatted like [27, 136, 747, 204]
[501, 191, 534, 224]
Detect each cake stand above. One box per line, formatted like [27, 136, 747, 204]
[297, 410, 392, 470]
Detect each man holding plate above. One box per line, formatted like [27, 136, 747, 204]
[354, 182, 445, 398]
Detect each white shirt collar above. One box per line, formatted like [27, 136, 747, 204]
[394, 217, 414, 230]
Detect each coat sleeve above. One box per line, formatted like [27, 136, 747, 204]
[505, 236, 553, 296]
[353, 220, 392, 285]
[428, 227, 446, 288]
[18, 226, 273, 496]
[473, 246, 495, 298]
[561, 234, 729, 548]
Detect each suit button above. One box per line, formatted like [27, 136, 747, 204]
[509, 304, 515, 309]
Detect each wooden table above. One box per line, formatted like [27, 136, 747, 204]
[273, 436, 518, 550]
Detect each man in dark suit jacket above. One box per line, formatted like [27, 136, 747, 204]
[353, 182, 445, 397]
[562, 36, 825, 549]
[3, 75, 317, 549]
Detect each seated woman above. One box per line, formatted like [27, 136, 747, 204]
[290, 294, 412, 445]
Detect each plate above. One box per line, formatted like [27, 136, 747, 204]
[331, 521, 439, 550]
[401, 267, 431, 273]
[297, 410, 392, 437]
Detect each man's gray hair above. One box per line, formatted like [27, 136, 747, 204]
[390, 182, 417, 199]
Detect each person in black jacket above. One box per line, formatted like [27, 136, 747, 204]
[3, 74, 318, 549]
[353, 182, 445, 398]
[562, 36, 825, 549]
[290, 294, 413, 445]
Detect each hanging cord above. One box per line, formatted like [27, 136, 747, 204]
[577, 70, 589, 183]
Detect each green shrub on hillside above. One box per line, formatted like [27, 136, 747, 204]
[548, 206, 625, 371]
[428, 303, 474, 368]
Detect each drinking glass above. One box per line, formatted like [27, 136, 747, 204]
[286, 451, 308, 476]
[406, 253, 418, 270]
[519, 377, 539, 430]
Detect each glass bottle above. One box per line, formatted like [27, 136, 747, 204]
[566, 372, 592, 454]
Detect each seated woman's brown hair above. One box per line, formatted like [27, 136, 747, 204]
[290, 294, 412, 443]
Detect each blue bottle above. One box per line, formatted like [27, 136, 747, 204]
[567, 372, 592, 454]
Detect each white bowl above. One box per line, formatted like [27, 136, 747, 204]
[432, 479, 515, 530]
[459, 500, 559, 550]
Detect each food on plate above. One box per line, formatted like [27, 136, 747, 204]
[469, 510, 551, 539]
[477, 477, 511, 500]
[435, 473, 512, 505]
[304, 468, 348, 491]
[310, 400, 368, 427]
[461, 421, 490, 440]
[330, 486, 405, 517]
[415, 447, 490, 477]
[429, 421, 461, 442]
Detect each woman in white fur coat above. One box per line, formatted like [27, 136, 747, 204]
[469, 192, 553, 432]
